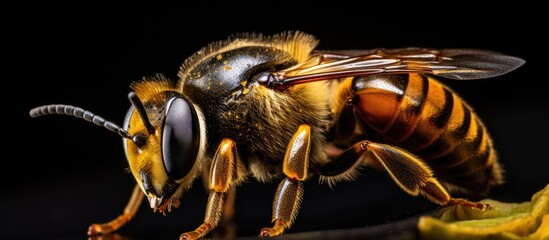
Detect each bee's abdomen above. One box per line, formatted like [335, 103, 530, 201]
[353, 74, 503, 195]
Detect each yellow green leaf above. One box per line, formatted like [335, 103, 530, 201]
[418, 184, 549, 240]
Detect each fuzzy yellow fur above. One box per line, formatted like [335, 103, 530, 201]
[131, 74, 176, 105]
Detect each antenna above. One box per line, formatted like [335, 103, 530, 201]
[29, 104, 132, 140]
[128, 92, 155, 134]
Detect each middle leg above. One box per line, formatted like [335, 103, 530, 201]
[260, 124, 311, 237]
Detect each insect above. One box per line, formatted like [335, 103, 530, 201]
[30, 31, 524, 239]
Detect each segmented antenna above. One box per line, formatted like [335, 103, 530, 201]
[29, 104, 132, 139]
[128, 92, 155, 134]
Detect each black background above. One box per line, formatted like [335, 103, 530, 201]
[4, 3, 548, 240]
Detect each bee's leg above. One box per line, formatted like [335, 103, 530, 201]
[180, 138, 244, 240]
[260, 125, 311, 237]
[201, 167, 237, 231]
[216, 186, 237, 237]
[320, 140, 488, 210]
[201, 168, 237, 238]
[200, 167, 237, 238]
[87, 184, 144, 236]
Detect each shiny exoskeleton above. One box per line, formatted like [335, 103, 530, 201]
[29, 31, 524, 239]
[325, 74, 502, 195]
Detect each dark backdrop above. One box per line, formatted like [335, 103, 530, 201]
[4, 3, 547, 240]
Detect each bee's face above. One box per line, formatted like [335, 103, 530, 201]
[122, 81, 203, 213]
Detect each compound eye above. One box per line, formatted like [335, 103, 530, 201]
[161, 97, 200, 180]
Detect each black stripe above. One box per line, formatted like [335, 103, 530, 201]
[434, 144, 491, 178]
[469, 120, 485, 154]
[395, 75, 409, 103]
[455, 105, 472, 139]
[402, 85, 453, 150]
[417, 98, 472, 159]
[386, 75, 429, 140]
[435, 147, 493, 196]
[432, 88, 454, 128]
[431, 119, 486, 168]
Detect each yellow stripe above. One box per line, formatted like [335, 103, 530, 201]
[402, 78, 447, 150]
[445, 94, 466, 134]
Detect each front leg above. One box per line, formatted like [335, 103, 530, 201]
[260, 124, 311, 237]
[200, 168, 238, 238]
[88, 184, 144, 235]
[180, 138, 244, 240]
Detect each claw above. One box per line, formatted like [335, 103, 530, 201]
[179, 232, 199, 240]
[259, 229, 272, 237]
[87, 224, 100, 236]
[87, 224, 112, 236]
[448, 198, 491, 211]
[179, 235, 190, 240]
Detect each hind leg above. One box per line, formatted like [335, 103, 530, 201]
[320, 140, 488, 210]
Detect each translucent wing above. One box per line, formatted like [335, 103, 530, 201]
[256, 48, 525, 89]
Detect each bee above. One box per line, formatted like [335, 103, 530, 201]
[30, 31, 524, 239]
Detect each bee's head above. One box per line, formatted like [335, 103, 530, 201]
[123, 75, 206, 214]
[29, 75, 206, 215]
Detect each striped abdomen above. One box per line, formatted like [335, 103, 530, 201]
[352, 73, 503, 196]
